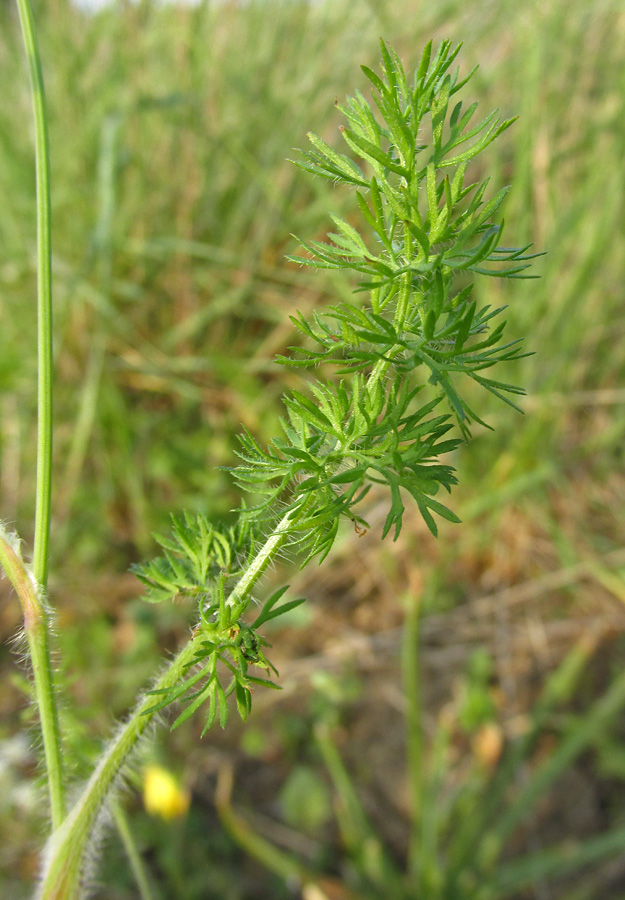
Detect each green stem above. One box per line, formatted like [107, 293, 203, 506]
[228, 508, 294, 617]
[112, 801, 156, 900]
[215, 764, 306, 885]
[394, 228, 413, 329]
[13, 0, 64, 831]
[36, 509, 295, 900]
[402, 592, 423, 881]
[0, 531, 65, 827]
[37, 637, 200, 900]
[15, 0, 54, 589]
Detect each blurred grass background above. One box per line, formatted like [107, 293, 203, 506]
[2, 0, 625, 897]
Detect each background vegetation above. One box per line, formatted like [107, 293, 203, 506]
[1, 0, 625, 897]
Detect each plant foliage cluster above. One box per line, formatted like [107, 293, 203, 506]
[132, 40, 539, 734]
[133, 512, 304, 732]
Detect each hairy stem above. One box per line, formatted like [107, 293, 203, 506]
[227, 508, 294, 617]
[0, 531, 65, 828]
[37, 641, 199, 900]
[36, 509, 295, 900]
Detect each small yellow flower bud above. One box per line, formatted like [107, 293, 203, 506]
[472, 722, 504, 769]
[143, 765, 190, 821]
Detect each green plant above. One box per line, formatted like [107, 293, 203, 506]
[1, 21, 539, 899]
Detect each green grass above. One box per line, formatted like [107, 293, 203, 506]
[1, 0, 625, 897]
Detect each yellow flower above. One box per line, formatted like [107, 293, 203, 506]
[143, 765, 190, 821]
